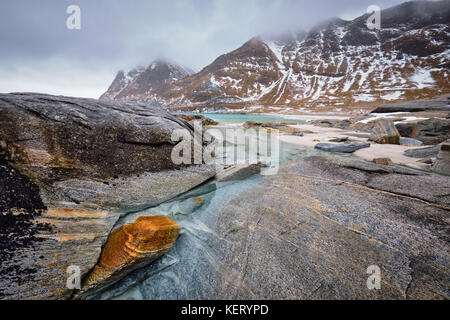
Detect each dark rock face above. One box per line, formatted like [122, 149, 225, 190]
[314, 142, 371, 153]
[95, 156, 450, 300]
[0, 159, 51, 299]
[372, 94, 450, 113]
[396, 118, 450, 145]
[0, 93, 193, 182]
[370, 119, 401, 144]
[0, 93, 215, 300]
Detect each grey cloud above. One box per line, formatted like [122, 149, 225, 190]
[0, 0, 416, 97]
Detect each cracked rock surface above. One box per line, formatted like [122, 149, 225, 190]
[98, 156, 449, 300]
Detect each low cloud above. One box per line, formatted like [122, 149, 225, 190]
[0, 0, 409, 98]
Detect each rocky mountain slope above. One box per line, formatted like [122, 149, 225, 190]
[100, 60, 194, 103]
[101, 0, 450, 112]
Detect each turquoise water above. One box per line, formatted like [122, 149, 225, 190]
[173, 112, 312, 125]
[96, 113, 352, 300]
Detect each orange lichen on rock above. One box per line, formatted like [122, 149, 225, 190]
[193, 197, 204, 205]
[373, 158, 393, 166]
[80, 216, 180, 296]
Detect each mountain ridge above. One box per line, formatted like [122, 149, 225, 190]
[101, 0, 450, 112]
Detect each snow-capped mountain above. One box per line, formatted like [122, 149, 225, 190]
[101, 0, 450, 111]
[100, 60, 195, 102]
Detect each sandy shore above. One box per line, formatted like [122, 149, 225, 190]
[279, 124, 430, 171]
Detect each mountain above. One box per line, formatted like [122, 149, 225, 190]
[100, 60, 195, 102]
[101, 0, 450, 112]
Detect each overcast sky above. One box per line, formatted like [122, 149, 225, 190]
[0, 0, 412, 98]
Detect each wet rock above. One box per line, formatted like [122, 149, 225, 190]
[432, 141, 450, 176]
[315, 142, 370, 153]
[396, 118, 450, 145]
[0, 93, 215, 299]
[370, 119, 401, 144]
[77, 216, 180, 299]
[101, 156, 450, 300]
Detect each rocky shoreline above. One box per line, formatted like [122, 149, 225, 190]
[0, 93, 449, 300]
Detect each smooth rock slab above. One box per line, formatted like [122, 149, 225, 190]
[400, 138, 423, 147]
[315, 142, 370, 153]
[404, 143, 443, 158]
[94, 156, 450, 300]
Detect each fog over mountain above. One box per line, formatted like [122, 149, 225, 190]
[0, 0, 410, 98]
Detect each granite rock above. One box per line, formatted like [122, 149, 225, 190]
[315, 142, 371, 153]
[370, 119, 401, 144]
[396, 118, 450, 145]
[93, 156, 450, 300]
[0, 93, 215, 299]
[76, 216, 180, 299]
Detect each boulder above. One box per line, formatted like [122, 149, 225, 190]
[432, 141, 450, 176]
[370, 119, 401, 144]
[404, 143, 443, 158]
[94, 156, 450, 300]
[400, 137, 423, 146]
[243, 121, 303, 136]
[76, 216, 180, 299]
[328, 137, 349, 143]
[0, 93, 216, 299]
[396, 118, 450, 145]
[315, 142, 371, 153]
